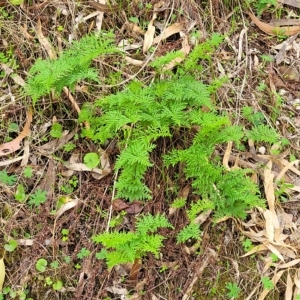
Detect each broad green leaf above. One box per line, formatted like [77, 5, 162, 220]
[84, 153, 99, 169]
[4, 240, 18, 252]
[35, 258, 47, 272]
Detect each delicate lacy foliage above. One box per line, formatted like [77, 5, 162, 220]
[80, 76, 212, 200]
[176, 223, 201, 244]
[25, 33, 118, 103]
[82, 72, 269, 219]
[92, 214, 173, 268]
[164, 109, 265, 220]
[246, 125, 279, 144]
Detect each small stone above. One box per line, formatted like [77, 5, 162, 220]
[258, 146, 266, 155]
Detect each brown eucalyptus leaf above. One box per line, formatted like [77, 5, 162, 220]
[248, 13, 300, 36]
[36, 19, 57, 59]
[125, 201, 143, 214]
[113, 199, 129, 211]
[0, 108, 32, 157]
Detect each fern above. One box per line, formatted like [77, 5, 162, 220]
[25, 32, 118, 103]
[81, 76, 212, 201]
[92, 214, 173, 268]
[177, 223, 201, 244]
[246, 125, 279, 144]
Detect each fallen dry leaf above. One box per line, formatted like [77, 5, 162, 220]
[113, 199, 129, 211]
[55, 197, 79, 220]
[248, 13, 300, 36]
[143, 13, 156, 53]
[162, 35, 190, 71]
[38, 129, 77, 155]
[0, 108, 32, 157]
[263, 210, 274, 241]
[36, 19, 57, 59]
[223, 141, 233, 170]
[153, 23, 184, 45]
[278, 66, 300, 82]
[263, 160, 279, 229]
[112, 199, 143, 214]
[278, 0, 300, 8]
[0, 257, 5, 291]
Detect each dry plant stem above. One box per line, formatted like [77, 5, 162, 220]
[62, 87, 90, 129]
[63, 87, 81, 114]
[106, 169, 119, 232]
[182, 248, 217, 300]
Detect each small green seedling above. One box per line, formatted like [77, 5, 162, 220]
[50, 261, 59, 269]
[261, 276, 274, 290]
[15, 184, 26, 202]
[4, 239, 18, 252]
[226, 282, 241, 298]
[28, 189, 47, 206]
[242, 238, 253, 252]
[50, 123, 63, 138]
[23, 166, 33, 178]
[0, 170, 17, 186]
[77, 247, 91, 259]
[84, 153, 99, 169]
[61, 229, 69, 242]
[36, 258, 47, 272]
[53, 280, 63, 291]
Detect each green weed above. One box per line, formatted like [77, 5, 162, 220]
[92, 214, 173, 268]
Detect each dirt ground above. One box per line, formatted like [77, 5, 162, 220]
[1, 0, 300, 299]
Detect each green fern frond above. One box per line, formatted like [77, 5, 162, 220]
[92, 231, 135, 248]
[25, 32, 118, 103]
[136, 214, 173, 235]
[176, 223, 201, 244]
[246, 125, 279, 144]
[187, 199, 214, 221]
[92, 213, 172, 268]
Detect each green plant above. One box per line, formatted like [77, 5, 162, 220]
[84, 153, 99, 169]
[23, 166, 33, 178]
[50, 261, 59, 269]
[4, 239, 18, 252]
[226, 282, 241, 298]
[170, 197, 186, 209]
[53, 280, 63, 291]
[0, 170, 17, 186]
[176, 223, 201, 244]
[28, 189, 47, 206]
[253, 0, 277, 15]
[242, 238, 253, 252]
[24, 32, 118, 104]
[50, 123, 63, 138]
[61, 229, 69, 242]
[63, 142, 76, 152]
[77, 247, 91, 259]
[92, 214, 173, 268]
[15, 184, 26, 202]
[63, 255, 71, 264]
[269, 253, 279, 263]
[242, 106, 265, 126]
[35, 258, 48, 272]
[261, 276, 274, 290]
[80, 74, 268, 219]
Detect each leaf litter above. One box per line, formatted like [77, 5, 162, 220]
[2, 1, 300, 299]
